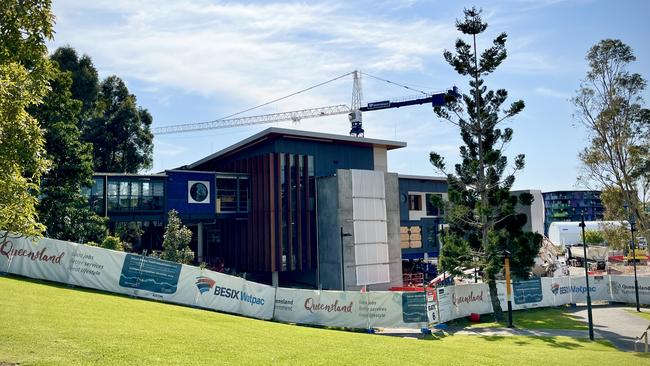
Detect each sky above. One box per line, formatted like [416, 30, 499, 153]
[48, 0, 650, 192]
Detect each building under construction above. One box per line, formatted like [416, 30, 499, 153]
[88, 127, 448, 290]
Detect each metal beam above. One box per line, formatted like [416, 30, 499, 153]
[153, 104, 350, 135]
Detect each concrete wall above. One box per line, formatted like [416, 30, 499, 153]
[372, 146, 387, 172]
[383, 172, 403, 290]
[316, 175, 342, 290]
[316, 170, 403, 291]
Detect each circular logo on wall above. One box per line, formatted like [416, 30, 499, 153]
[188, 181, 210, 204]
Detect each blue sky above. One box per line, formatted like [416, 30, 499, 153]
[48, 0, 650, 192]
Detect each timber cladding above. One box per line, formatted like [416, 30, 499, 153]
[216, 153, 316, 273]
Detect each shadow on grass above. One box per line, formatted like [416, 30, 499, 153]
[447, 306, 588, 331]
[480, 335, 595, 350]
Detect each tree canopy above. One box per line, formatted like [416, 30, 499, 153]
[161, 210, 194, 264]
[84, 75, 154, 173]
[30, 62, 107, 243]
[573, 39, 649, 238]
[432, 7, 541, 319]
[0, 0, 54, 238]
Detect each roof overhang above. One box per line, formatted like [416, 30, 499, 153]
[187, 127, 406, 169]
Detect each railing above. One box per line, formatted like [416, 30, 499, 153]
[635, 324, 650, 352]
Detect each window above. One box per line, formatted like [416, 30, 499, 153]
[84, 177, 105, 214]
[107, 178, 164, 211]
[408, 194, 422, 211]
[216, 175, 249, 213]
[216, 177, 237, 212]
[426, 193, 443, 216]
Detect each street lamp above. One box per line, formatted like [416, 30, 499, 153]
[340, 227, 352, 291]
[579, 213, 595, 341]
[503, 250, 513, 328]
[627, 206, 641, 312]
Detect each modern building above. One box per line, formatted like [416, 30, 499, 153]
[397, 175, 447, 261]
[88, 127, 438, 291]
[542, 190, 604, 234]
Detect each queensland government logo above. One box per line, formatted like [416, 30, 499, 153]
[196, 276, 216, 294]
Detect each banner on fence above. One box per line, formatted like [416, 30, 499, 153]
[3, 232, 650, 329]
[436, 283, 493, 323]
[273, 288, 425, 329]
[609, 275, 650, 304]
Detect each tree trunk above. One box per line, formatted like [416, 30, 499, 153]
[487, 278, 503, 321]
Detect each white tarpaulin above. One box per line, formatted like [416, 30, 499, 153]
[609, 275, 650, 305]
[564, 275, 610, 303]
[1, 234, 73, 284]
[191, 267, 276, 320]
[436, 283, 493, 323]
[350, 170, 390, 286]
[0, 233, 275, 320]
[273, 288, 427, 329]
[5, 232, 650, 329]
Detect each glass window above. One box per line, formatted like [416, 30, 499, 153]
[142, 182, 150, 196]
[426, 193, 443, 216]
[408, 194, 422, 211]
[216, 176, 238, 212]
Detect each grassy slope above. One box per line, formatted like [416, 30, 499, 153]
[1, 275, 648, 365]
[448, 307, 588, 330]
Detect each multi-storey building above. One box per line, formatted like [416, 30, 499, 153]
[542, 190, 604, 234]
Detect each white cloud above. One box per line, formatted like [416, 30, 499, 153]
[51, 0, 456, 114]
[535, 86, 571, 99]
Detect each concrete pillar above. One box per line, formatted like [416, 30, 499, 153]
[272, 271, 279, 288]
[197, 222, 204, 263]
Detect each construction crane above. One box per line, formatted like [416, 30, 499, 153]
[152, 71, 458, 137]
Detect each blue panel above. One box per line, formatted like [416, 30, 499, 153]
[397, 177, 448, 220]
[273, 139, 373, 176]
[119, 254, 181, 294]
[198, 137, 374, 177]
[165, 171, 215, 217]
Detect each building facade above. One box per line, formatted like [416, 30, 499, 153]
[87, 128, 418, 290]
[542, 190, 604, 234]
[397, 175, 447, 261]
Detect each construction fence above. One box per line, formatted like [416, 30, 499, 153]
[1, 233, 649, 330]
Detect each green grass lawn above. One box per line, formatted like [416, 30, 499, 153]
[447, 306, 588, 330]
[626, 309, 650, 321]
[1, 275, 648, 365]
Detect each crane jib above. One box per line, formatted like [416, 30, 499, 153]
[359, 93, 448, 112]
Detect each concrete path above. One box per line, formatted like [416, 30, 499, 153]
[570, 304, 650, 351]
[378, 305, 650, 352]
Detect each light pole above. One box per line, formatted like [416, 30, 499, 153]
[503, 250, 513, 328]
[340, 227, 352, 291]
[628, 208, 641, 312]
[579, 213, 594, 341]
[472, 253, 479, 283]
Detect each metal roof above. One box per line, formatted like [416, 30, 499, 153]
[187, 127, 406, 169]
[398, 174, 447, 182]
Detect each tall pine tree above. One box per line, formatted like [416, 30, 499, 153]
[431, 7, 541, 319]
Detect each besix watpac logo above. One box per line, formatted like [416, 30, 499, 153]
[195, 276, 216, 294]
[195, 276, 265, 306]
[550, 282, 595, 295]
